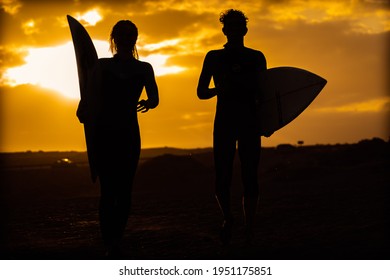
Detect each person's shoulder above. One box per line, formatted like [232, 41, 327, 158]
[207, 49, 224, 56]
[244, 47, 265, 56]
[208, 48, 224, 54]
[244, 47, 266, 63]
[136, 59, 153, 69]
[204, 49, 224, 61]
[134, 59, 155, 74]
[136, 59, 151, 66]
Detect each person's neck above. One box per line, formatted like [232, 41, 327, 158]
[224, 38, 244, 49]
[115, 50, 134, 60]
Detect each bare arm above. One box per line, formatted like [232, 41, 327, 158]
[197, 52, 218, 100]
[138, 63, 159, 113]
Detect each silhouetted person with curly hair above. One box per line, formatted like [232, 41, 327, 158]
[197, 9, 266, 245]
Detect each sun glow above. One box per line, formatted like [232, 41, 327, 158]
[141, 53, 186, 76]
[140, 39, 182, 51]
[2, 40, 186, 100]
[76, 9, 102, 26]
[22, 19, 39, 35]
[3, 42, 81, 99]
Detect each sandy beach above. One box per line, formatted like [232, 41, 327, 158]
[1, 139, 389, 260]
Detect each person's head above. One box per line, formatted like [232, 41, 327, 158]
[220, 9, 248, 41]
[110, 20, 138, 58]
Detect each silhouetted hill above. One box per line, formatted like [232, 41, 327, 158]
[0, 147, 213, 169]
[140, 147, 213, 159]
[1, 138, 387, 170]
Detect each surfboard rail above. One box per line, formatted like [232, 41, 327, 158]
[259, 66, 327, 136]
[67, 15, 99, 182]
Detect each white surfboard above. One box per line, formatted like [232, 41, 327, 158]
[258, 67, 327, 136]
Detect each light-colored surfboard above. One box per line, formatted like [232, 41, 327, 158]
[258, 67, 327, 136]
[67, 15, 98, 182]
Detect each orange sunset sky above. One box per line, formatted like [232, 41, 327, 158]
[0, 0, 389, 152]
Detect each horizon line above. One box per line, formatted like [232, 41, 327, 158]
[1, 137, 388, 154]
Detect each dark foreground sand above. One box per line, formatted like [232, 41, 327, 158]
[1, 139, 389, 260]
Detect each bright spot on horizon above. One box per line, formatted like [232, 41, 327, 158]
[2, 40, 186, 100]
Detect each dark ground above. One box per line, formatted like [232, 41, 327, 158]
[0, 138, 389, 260]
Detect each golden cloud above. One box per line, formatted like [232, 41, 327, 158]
[22, 19, 40, 35]
[256, 0, 390, 34]
[75, 9, 103, 26]
[0, 0, 22, 15]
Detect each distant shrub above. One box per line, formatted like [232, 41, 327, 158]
[276, 144, 296, 151]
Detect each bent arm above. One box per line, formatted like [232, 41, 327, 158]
[197, 52, 217, 100]
[144, 63, 159, 109]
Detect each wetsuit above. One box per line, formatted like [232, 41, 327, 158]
[93, 55, 158, 247]
[198, 45, 266, 219]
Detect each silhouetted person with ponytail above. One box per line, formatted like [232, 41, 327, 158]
[78, 20, 159, 257]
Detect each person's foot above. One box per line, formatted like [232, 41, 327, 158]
[105, 244, 123, 259]
[244, 226, 254, 246]
[220, 219, 233, 246]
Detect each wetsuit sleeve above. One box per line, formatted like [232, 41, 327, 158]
[144, 63, 159, 109]
[197, 51, 218, 100]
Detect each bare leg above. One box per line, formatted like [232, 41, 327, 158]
[238, 134, 260, 244]
[214, 129, 236, 245]
[215, 193, 234, 245]
[242, 196, 258, 244]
